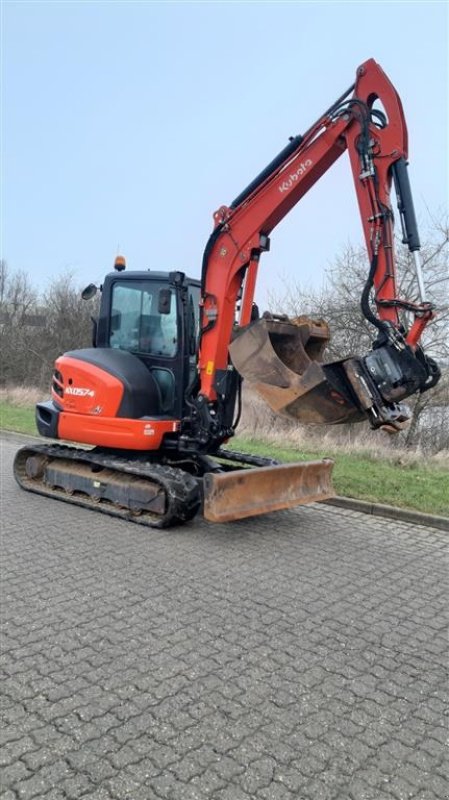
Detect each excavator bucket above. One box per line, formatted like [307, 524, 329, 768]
[229, 317, 366, 425]
[203, 459, 334, 523]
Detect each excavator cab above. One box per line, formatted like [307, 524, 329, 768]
[35, 269, 202, 449]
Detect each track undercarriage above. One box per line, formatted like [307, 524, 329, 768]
[13, 444, 335, 528]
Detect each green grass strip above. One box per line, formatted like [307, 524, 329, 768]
[0, 402, 38, 436]
[231, 436, 449, 517]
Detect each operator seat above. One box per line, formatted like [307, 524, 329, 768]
[139, 315, 165, 355]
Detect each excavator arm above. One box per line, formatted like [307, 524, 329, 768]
[188, 58, 440, 449]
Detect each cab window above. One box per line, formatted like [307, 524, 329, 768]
[109, 281, 178, 357]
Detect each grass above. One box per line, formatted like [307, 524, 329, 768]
[1, 397, 447, 517]
[230, 436, 449, 517]
[0, 402, 38, 436]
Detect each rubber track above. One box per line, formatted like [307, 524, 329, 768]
[215, 448, 280, 468]
[14, 444, 201, 529]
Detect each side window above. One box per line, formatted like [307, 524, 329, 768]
[187, 286, 200, 389]
[188, 286, 200, 356]
[158, 302, 178, 357]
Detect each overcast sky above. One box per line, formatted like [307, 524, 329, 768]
[2, 1, 448, 306]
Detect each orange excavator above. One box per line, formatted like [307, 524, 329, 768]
[14, 59, 440, 527]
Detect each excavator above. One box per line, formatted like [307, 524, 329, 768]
[14, 58, 440, 527]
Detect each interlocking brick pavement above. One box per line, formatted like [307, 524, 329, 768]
[1, 434, 448, 799]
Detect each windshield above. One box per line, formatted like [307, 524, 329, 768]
[109, 281, 178, 357]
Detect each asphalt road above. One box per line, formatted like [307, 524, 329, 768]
[1, 433, 448, 800]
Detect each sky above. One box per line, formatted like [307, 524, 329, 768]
[2, 0, 448, 308]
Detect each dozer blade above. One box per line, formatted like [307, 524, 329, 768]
[229, 317, 366, 425]
[203, 459, 334, 523]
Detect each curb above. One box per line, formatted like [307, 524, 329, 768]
[323, 496, 449, 532]
[2, 429, 46, 442]
[2, 430, 448, 531]
[2, 429, 42, 441]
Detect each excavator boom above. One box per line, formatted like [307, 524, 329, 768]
[191, 58, 438, 441]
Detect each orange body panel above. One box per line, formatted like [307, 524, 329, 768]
[58, 414, 179, 450]
[52, 355, 124, 417]
[52, 353, 179, 450]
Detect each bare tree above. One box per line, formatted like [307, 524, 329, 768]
[0, 268, 99, 389]
[0, 260, 7, 306]
[42, 272, 97, 356]
[0, 264, 41, 385]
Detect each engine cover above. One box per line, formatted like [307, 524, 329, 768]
[51, 348, 163, 418]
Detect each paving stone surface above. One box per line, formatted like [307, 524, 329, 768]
[1, 434, 448, 799]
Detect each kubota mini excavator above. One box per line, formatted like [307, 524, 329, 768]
[14, 59, 440, 526]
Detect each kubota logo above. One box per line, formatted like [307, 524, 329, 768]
[279, 159, 313, 193]
[65, 386, 95, 397]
